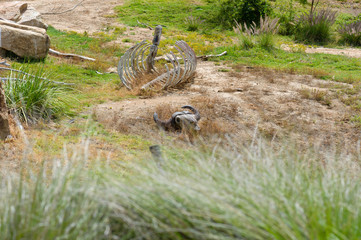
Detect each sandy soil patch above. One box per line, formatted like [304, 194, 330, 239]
[27, 0, 123, 33]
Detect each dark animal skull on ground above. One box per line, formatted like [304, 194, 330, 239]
[153, 105, 201, 132]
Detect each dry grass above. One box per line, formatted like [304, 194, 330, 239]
[299, 88, 332, 106]
[189, 95, 239, 136]
[153, 103, 179, 120]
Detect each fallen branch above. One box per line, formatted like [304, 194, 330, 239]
[154, 51, 227, 62]
[0, 61, 10, 67]
[41, 0, 86, 15]
[137, 20, 153, 30]
[197, 51, 227, 60]
[48, 49, 96, 61]
[0, 67, 74, 85]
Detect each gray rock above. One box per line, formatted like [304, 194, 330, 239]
[0, 20, 50, 59]
[0, 2, 47, 30]
[0, 2, 28, 22]
[18, 6, 48, 30]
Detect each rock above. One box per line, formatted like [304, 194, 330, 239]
[0, 2, 47, 30]
[17, 6, 48, 30]
[0, 2, 28, 22]
[0, 20, 50, 59]
[0, 82, 10, 140]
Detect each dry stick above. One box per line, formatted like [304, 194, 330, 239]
[197, 51, 227, 60]
[0, 67, 74, 85]
[137, 20, 154, 30]
[0, 61, 10, 67]
[48, 49, 96, 61]
[154, 51, 227, 62]
[41, 0, 86, 15]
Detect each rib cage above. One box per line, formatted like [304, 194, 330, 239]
[117, 39, 197, 90]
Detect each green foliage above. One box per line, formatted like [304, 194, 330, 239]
[47, 26, 126, 63]
[294, 8, 337, 44]
[115, 0, 214, 31]
[184, 14, 205, 31]
[234, 15, 278, 51]
[215, 0, 272, 29]
[259, 33, 275, 50]
[338, 14, 361, 46]
[272, 0, 298, 35]
[240, 34, 255, 49]
[4, 66, 71, 123]
[214, 45, 361, 83]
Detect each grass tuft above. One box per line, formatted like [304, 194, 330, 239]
[295, 8, 337, 44]
[4, 66, 72, 124]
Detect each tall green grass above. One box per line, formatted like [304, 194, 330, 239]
[338, 20, 361, 46]
[294, 8, 337, 44]
[1, 140, 361, 239]
[4, 66, 71, 123]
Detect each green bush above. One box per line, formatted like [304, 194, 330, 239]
[272, 0, 297, 35]
[215, 0, 272, 29]
[259, 33, 275, 50]
[237, 34, 255, 49]
[338, 15, 361, 46]
[184, 14, 205, 31]
[294, 8, 337, 44]
[4, 66, 71, 123]
[234, 16, 278, 51]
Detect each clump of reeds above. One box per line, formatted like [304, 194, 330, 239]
[338, 20, 361, 46]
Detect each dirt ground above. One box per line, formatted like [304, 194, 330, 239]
[94, 60, 360, 150]
[26, 0, 154, 47]
[8, 0, 361, 151]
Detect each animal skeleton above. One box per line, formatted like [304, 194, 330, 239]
[153, 105, 201, 131]
[117, 25, 197, 90]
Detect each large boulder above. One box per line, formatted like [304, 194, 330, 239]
[0, 20, 50, 59]
[0, 2, 47, 30]
[0, 82, 10, 140]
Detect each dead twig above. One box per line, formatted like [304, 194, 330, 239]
[41, 0, 85, 15]
[0, 61, 10, 67]
[197, 51, 227, 60]
[48, 48, 96, 61]
[137, 20, 154, 30]
[154, 51, 227, 62]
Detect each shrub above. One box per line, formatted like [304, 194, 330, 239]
[184, 14, 205, 31]
[234, 15, 280, 35]
[338, 20, 361, 46]
[4, 66, 71, 123]
[234, 16, 279, 50]
[258, 33, 275, 50]
[215, 0, 272, 29]
[272, 0, 298, 35]
[239, 34, 256, 49]
[294, 7, 337, 44]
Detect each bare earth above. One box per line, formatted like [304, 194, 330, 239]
[26, 0, 154, 46]
[11, 0, 361, 150]
[94, 60, 360, 149]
